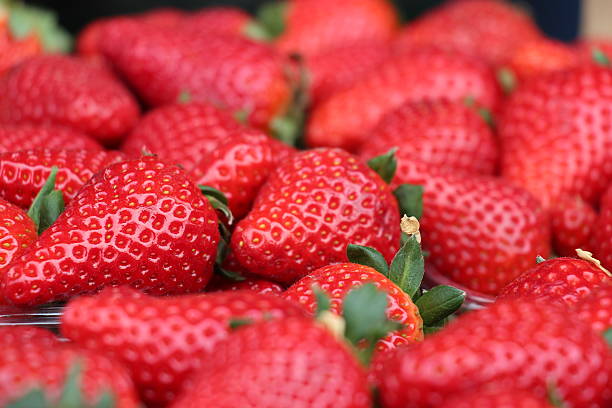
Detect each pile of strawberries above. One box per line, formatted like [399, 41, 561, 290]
[0, 0, 611, 406]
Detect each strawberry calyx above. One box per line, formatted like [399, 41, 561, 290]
[6, 361, 117, 408]
[367, 147, 397, 184]
[604, 328, 612, 349]
[27, 166, 65, 235]
[249, 1, 287, 40]
[198, 185, 234, 226]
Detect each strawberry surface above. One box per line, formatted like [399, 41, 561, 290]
[438, 389, 554, 408]
[574, 284, 612, 334]
[0, 124, 102, 153]
[0, 198, 36, 275]
[550, 195, 597, 257]
[505, 38, 579, 84]
[589, 185, 612, 271]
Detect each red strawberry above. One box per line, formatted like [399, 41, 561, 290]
[0, 326, 139, 407]
[575, 39, 612, 65]
[306, 41, 391, 105]
[0, 55, 140, 145]
[230, 148, 400, 283]
[393, 160, 549, 295]
[0, 198, 36, 275]
[0, 148, 126, 208]
[395, 0, 541, 65]
[375, 298, 612, 408]
[575, 284, 612, 334]
[497, 254, 612, 307]
[590, 186, 612, 271]
[550, 195, 597, 257]
[1, 156, 221, 307]
[207, 275, 284, 295]
[360, 99, 498, 175]
[100, 20, 291, 130]
[438, 389, 554, 408]
[499, 65, 612, 209]
[306, 48, 501, 152]
[0, 34, 41, 76]
[183, 7, 252, 38]
[273, 0, 398, 57]
[61, 286, 307, 406]
[0, 124, 102, 153]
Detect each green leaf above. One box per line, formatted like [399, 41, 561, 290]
[57, 362, 85, 408]
[255, 1, 287, 39]
[423, 323, 446, 336]
[199, 185, 234, 225]
[536, 255, 546, 264]
[393, 184, 423, 219]
[388, 235, 424, 299]
[414, 285, 465, 326]
[243, 21, 273, 41]
[367, 148, 397, 184]
[313, 286, 331, 317]
[604, 328, 612, 349]
[6, 389, 47, 408]
[592, 48, 611, 67]
[6, 1, 72, 52]
[28, 166, 65, 234]
[93, 392, 116, 408]
[346, 244, 389, 276]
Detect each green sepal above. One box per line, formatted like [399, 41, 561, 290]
[254, 1, 287, 39]
[6, 389, 47, 408]
[28, 166, 65, 234]
[342, 284, 403, 365]
[229, 317, 254, 330]
[547, 381, 567, 408]
[536, 255, 546, 264]
[592, 48, 611, 67]
[497, 67, 516, 94]
[93, 393, 116, 408]
[243, 21, 273, 41]
[423, 321, 447, 336]
[367, 148, 397, 184]
[414, 285, 465, 327]
[388, 234, 424, 299]
[346, 244, 389, 276]
[313, 286, 331, 317]
[199, 185, 234, 225]
[57, 362, 84, 408]
[604, 328, 612, 349]
[393, 184, 423, 219]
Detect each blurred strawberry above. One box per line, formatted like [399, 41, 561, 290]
[0, 34, 41, 76]
[575, 284, 612, 335]
[183, 7, 253, 37]
[575, 39, 612, 64]
[0, 124, 101, 153]
[550, 195, 597, 257]
[590, 186, 612, 271]
[438, 389, 554, 408]
[207, 274, 284, 295]
[0, 198, 36, 275]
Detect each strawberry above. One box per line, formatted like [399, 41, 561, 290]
[497, 252, 612, 307]
[1, 156, 222, 307]
[183, 7, 252, 38]
[575, 284, 612, 334]
[61, 286, 307, 406]
[392, 160, 549, 295]
[0, 124, 102, 153]
[395, 0, 541, 66]
[230, 148, 400, 283]
[438, 389, 554, 408]
[375, 298, 612, 408]
[550, 195, 597, 257]
[306, 48, 501, 152]
[0, 326, 139, 407]
[499, 64, 612, 209]
[269, 0, 398, 57]
[0, 55, 140, 145]
[575, 39, 612, 65]
[359, 99, 498, 175]
[590, 186, 612, 271]
[0, 148, 126, 208]
[0, 198, 36, 275]
[207, 274, 284, 295]
[0, 33, 41, 76]
[99, 19, 292, 131]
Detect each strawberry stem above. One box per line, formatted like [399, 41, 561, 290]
[27, 166, 65, 234]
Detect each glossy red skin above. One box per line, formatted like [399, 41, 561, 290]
[306, 48, 502, 152]
[550, 195, 597, 257]
[360, 99, 498, 175]
[207, 275, 284, 295]
[183, 7, 251, 37]
[500, 65, 612, 209]
[100, 20, 291, 129]
[2, 157, 220, 307]
[306, 41, 391, 105]
[438, 389, 553, 408]
[590, 186, 612, 271]
[0, 326, 139, 408]
[0, 148, 126, 208]
[376, 299, 612, 408]
[506, 38, 579, 84]
[393, 160, 549, 295]
[0, 198, 36, 274]
[276, 0, 398, 57]
[171, 317, 371, 408]
[61, 286, 306, 406]
[395, 0, 541, 65]
[0, 124, 102, 153]
[497, 257, 612, 307]
[191, 132, 290, 219]
[283, 263, 423, 351]
[575, 284, 612, 334]
[0, 55, 140, 145]
[231, 148, 400, 283]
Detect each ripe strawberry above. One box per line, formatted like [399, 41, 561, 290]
[590, 186, 612, 271]
[575, 39, 612, 64]
[499, 65, 612, 209]
[306, 48, 501, 152]
[0, 198, 36, 275]
[575, 284, 612, 334]
[61, 286, 307, 406]
[359, 99, 498, 175]
[207, 274, 284, 295]
[0, 55, 140, 146]
[99, 19, 291, 130]
[183, 7, 252, 38]
[306, 41, 391, 105]
[0, 34, 41, 76]
[375, 299, 612, 408]
[550, 195, 597, 257]
[230, 148, 400, 283]
[438, 389, 554, 408]
[273, 0, 398, 57]
[497, 254, 612, 307]
[392, 160, 549, 295]
[2, 156, 221, 307]
[0, 124, 102, 153]
[395, 0, 541, 66]
[0, 326, 139, 407]
[0, 148, 126, 208]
